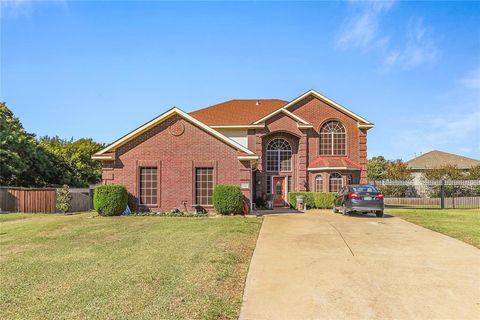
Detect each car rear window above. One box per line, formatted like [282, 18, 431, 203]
[351, 186, 378, 193]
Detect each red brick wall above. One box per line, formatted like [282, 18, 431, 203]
[251, 114, 304, 198]
[101, 114, 250, 212]
[288, 95, 368, 184]
[248, 95, 369, 196]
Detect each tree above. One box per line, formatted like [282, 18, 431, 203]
[469, 165, 480, 180]
[424, 165, 464, 180]
[368, 156, 388, 181]
[1, 103, 104, 187]
[384, 160, 412, 180]
[39, 136, 104, 187]
[0, 102, 58, 186]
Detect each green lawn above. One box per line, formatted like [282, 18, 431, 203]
[388, 208, 480, 248]
[0, 213, 262, 320]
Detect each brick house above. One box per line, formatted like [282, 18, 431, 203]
[92, 89, 373, 212]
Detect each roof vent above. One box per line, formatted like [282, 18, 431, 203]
[256, 100, 261, 106]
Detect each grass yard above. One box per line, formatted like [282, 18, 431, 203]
[388, 208, 480, 248]
[0, 213, 262, 320]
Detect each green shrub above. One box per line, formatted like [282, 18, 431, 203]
[377, 185, 409, 197]
[56, 184, 72, 213]
[254, 196, 267, 210]
[288, 192, 336, 209]
[212, 185, 244, 215]
[94, 185, 128, 216]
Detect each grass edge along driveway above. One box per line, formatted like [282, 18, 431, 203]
[388, 208, 480, 248]
[0, 213, 262, 320]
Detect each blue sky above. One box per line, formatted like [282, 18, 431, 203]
[1, 0, 479, 161]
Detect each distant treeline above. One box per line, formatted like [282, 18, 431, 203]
[368, 155, 480, 181]
[1, 102, 104, 187]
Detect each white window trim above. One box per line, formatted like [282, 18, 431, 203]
[266, 138, 293, 172]
[194, 167, 214, 206]
[138, 167, 158, 206]
[315, 175, 323, 192]
[319, 120, 347, 156]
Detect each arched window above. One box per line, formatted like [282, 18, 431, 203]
[266, 138, 292, 172]
[315, 176, 323, 192]
[329, 173, 343, 192]
[319, 121, 346, 155]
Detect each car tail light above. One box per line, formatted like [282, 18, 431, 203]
[347, 192, 360, 199]
[376, 194, 384, 200]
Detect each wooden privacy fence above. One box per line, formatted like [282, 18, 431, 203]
[0, 187, 94, 213]
[69, 188, 94, 212]
[0, 187, 56, 213]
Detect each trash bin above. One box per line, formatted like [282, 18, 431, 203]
[296, 195, 305, 210]
[266, 193, 274, 210]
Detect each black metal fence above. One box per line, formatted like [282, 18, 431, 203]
[370, 180, 480, 209]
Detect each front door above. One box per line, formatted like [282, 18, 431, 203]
[272, 177, 286, 206]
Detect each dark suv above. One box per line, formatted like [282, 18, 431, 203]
[333, 185, 384, 217]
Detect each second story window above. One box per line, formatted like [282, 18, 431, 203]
[319, 121, 346, 156]
[266, 138, 292, 172]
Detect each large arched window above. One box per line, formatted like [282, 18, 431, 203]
[315, 176, 323, 192]
[266, 138, 292, 172]
[319, 121, 346, 155]
[329, 173, 343, 192]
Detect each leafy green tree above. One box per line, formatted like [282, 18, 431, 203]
[39, 136, 104, 187]
[469, 165, 480, 179]
[368, 156, 388, 181]
[374, 159, 412, 197]
[0, 102, 58, 186]
[384, 160, 412, 180]
[1, 103, 104, 187]
[424, 165, 464, 180]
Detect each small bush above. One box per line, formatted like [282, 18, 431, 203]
[377, 185, 409, 197]
[56, 185, 72, 213]
[288, 192, 336, 209]
[94, 185, 128, 216]
[212, 185, 244, 215]
[254, 196, 267, 209]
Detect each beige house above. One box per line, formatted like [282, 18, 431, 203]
[407, 150, 480, 182]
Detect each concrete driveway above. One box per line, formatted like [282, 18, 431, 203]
[240, 210, 480, 320]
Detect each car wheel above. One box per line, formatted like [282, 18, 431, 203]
[376, 211, 384, 218]
[332, 204, 339, 213]
[342, 204, 348, 215]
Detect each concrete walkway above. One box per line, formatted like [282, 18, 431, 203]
[240, 210, 480, 320]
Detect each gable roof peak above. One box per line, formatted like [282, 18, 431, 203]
[92, 106, 255, 159]
[282, 89, 373, 125]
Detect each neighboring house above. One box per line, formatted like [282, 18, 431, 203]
[407, 150, 480, 181]
[92, 89, 373, 212]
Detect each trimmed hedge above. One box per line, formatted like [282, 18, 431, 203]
[288, 192, 336, 209]
[212, 185, 244, 215]
[94, 185, 128, 216]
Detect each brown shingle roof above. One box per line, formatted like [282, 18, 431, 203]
[406, 150, 480, 170]
[189, 99, 288, 126]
